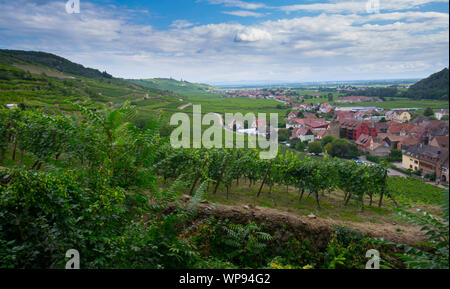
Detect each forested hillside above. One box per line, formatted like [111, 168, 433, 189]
[405, 68, 449, 100]
[0, 50, 178, 117]
[0, 49, 112, 79]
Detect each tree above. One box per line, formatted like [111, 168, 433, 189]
[347, 143, 360, 158]
[321, 135, 335, 148]
[442, 115, 449, 120]
[295, 141, 306, 152]
[424, 107, 434, 117]
[327, 138, 349, 157]
[308, 141, 323, 155]
[390, 149, 402, 162]
[278, 129, 290, 142]
[327, 93, 333, 102]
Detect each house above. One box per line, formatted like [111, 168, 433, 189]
[386, 122, 413, 136]
[304, 113, 317, 120]
[304, 119, 329, 131]
[287, 112, 297, 120]
[227, 119, 244, 130]
[385, 110, 411, 123]
[402, 144, 449, 178]
[429, 136, 449, 149]
[369, 142, 391, 157]
[291, 127, 315, 143]
[286, 118, 304, 129]
[425, 121, 449, 139]
[396, 111, 411, 123]
[402, 148, 421, 172]
[355, 134, 373, 151]
[435, 109, 449, 120]
[251, 118, 267, 130]
[327, 121, 341, 138]
[380, 134, 420, 150]
[376, 122, 389, 134]
[6, 104, 18, 109]
[319, 103, 333, 113]
[298, 103, 313, 111]
[340, 120, 377, 141]
[314, 130, 329, 140]
[336, 112, 355, 121]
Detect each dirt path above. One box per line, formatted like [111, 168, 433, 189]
[178, 103, 192, 110]
[179, 195, 427, 247]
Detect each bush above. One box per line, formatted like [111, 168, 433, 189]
[0, 168, 200, 269]
[389, 149, 402, 162]
[308, 141, 323, 154]
[295, 141, 306, 152]
[366, 154, 381, 163]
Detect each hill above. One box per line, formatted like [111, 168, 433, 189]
[405, 68, 449, 100]
[0, 50, 177, 120]
[129, 78, 217, 97]
[0, 49, 112, 79]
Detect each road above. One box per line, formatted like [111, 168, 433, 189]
[358, 155, 407, 178]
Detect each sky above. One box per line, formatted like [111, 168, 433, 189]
[0, 0, 448, 84]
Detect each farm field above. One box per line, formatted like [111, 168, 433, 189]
[333, 98, 449, 109]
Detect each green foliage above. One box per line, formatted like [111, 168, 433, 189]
[423, 107, 434, 117]
[387, 177, 446, 205]
[308, 141, 322, 154]
[321, 135, 335, 148]
[0, 168, 128, 268]
[210, 221, 273, 268]
[295, 141, 306, 152]
[0, 100, 444, 269]
[278, 129, 290, 142]
[0, 104, 200, 269]
[389, 149, 402, 162]
[389, 193, 449, 269]
[0, 50, 112, 79]
[322, 226, 371, 269]
[405, 68, 449, 100]
[325, 137, 360, 159]
[345, 87, 399, 99]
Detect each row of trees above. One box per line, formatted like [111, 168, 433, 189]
[153, 143, 388, 210]
[0, 105, 390, 211]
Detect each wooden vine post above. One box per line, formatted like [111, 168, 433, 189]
[213, 156, 228, 195]
[189, 157, 209, 196]
[257, 160, 273, 198]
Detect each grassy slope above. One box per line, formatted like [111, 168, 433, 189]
[129, 78, 290, 124]
[0, 61, 170, 113]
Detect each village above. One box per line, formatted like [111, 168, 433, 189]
[208, 86, 449, 185]
[284, 103, 449, 185]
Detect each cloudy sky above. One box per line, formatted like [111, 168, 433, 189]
[0, 0, 448, 84]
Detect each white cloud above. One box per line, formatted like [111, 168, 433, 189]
[280, 0, 449, 14]
[223, 10, 265, 17]
[0, 0, 448, 83]
[170, 20, 194, 29]
[235, 27, 272, 41]
[202, 0, 268, 10]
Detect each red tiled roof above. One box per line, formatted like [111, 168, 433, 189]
[431, 136, 449, 148]
[292, 127, 313, 137]
[355, 134, 372, 147]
